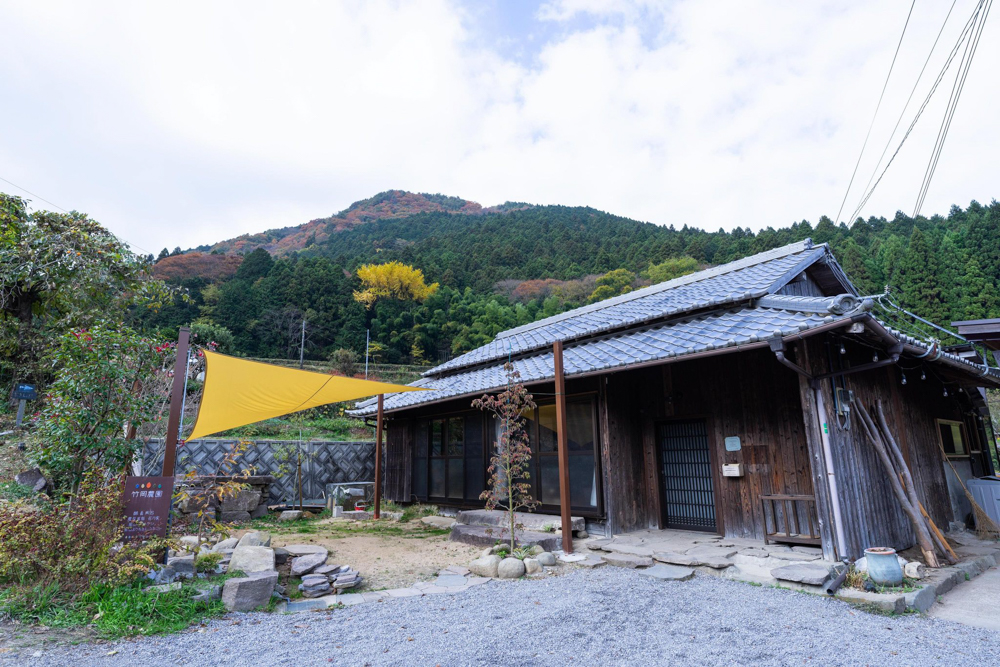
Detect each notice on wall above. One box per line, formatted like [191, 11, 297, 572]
[122, 476, 174, 542]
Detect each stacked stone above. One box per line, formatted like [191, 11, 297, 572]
[174, 476, 275, 525]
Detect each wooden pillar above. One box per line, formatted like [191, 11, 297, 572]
[553, 341, 573, 554]
[374, 394, 384, 520]
[161, 327, 190, 477]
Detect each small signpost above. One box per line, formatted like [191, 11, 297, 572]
[122, 476, 175, 542]
[11, 383, 37, 428]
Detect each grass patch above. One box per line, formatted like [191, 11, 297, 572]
[399, 504, 439, 522]
[0, 481, 37, 502]
[0, 580, 227, 640]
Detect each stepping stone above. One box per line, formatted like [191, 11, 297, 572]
[685, 545, 737, 559]
[792, 546, 823, 556]
[605, 544, 655, 557]
[700, 556, 734, 569]
[466, 576, 491, 586]
[286, 598, 329, 612]
[601, 553, 654, 569]
[442, 565, 470, 576]
[361, 591, 386, 602]
[577, 555, 607, 569]
[557, 552, 587, 563]
[337, 593, 365, 606]
[385, 588, 423, 598]
[769, 550, 821, 562]
[771, 563, 832, 586]
[653, 552, 698, 567]
[736, 548, 771, 558]
[435, 574, 468, 587]
[584, 538, 612, 550]
[638, 564, 696, 581]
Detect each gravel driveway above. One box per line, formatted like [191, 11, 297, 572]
[5, 568, 999, 666]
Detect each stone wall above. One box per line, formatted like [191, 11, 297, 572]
[174, 475, 274, 524]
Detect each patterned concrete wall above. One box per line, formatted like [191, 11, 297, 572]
[143, 439, 375, 504]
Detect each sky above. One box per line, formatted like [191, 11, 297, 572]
[0, 0, 997, 254]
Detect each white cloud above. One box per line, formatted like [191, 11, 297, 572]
[0, 0, 996, 253]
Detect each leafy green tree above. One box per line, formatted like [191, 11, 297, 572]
[643, 256, 699, 284]
[33, 323, 166, 492]
[898, 227, 948, 323]
[589, 268, 635, 303]
[959, 257, 1000, 320]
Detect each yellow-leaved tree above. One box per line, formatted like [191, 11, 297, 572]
[352, 261, 439, 309]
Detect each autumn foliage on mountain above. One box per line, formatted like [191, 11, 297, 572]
[152, 252, 243, 282]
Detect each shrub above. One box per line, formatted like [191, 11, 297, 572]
[194, 552, 223, 573]
[0, 473, 163, 592]
[329, 348, 359, 377]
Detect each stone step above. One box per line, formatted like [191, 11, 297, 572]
[455, 509, 585, 533]
[449, 524, 561, 551]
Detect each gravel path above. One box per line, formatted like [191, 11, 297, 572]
[5, 569, 999, 666]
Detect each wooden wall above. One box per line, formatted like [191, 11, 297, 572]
[799, 335, 966, 558]
[384, 420, 412, 502]
[599, 348, 815, 540]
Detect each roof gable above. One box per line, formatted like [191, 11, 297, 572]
[427, 239, 838, 377]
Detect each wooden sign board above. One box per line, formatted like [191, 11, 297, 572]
[122, 476, 174, 542]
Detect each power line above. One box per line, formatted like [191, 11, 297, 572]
[846, 1, 986, 222]
[850, 0, 958, 222]
[834, 0, 917, 225]
[0, 173, 155, 256]
[913, 0, 992, 216]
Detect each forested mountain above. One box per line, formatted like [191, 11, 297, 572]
[144, 192, 1000, 367]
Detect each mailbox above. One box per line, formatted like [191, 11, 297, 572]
[722, 463, 744, 477]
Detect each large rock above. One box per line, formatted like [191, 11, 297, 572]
[220, 511, 251, 524]
[537, 552, 556, 566]
[524, 558, 541, 575]
[212, 537, 239, 552]
[449, 524, 560, 552]
[228, 546, 276, 573]
[14, 468, 47, 493]
[290, 550, 329, 576]
[770, 563, 832, 586]
[497, 557, 526, 579]
[468, 554, 502, 578]
[221, 571, 278, 612]
[421, 516, 456, 529]
[278, 510, 303, 522]
[166, 554, 195, 579]
[221, 488, 262, 512]
[238, 531, 272, 548]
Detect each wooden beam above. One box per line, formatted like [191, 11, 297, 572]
[161, 327, 190, 478]
[553, 340, 574, 554]
[374, 394, 384, 520]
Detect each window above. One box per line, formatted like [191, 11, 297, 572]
[524, 397, 600, 513]
[414, 414, 485, 502]
[937, 419, 967, 457]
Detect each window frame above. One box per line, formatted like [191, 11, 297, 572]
[936, 418, 969, 458]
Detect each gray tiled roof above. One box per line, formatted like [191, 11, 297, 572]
[352, 298, 849, 416]
[426, 240, 825, 376]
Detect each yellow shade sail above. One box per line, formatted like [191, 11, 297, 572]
[186, 351, 426, 441]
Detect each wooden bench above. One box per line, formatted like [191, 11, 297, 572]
[761, 494, 821, 546]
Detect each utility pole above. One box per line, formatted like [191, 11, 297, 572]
[365, 329, 370, 379]
[299, 317, 306, 369]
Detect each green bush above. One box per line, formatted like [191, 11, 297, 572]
[195, 552, 223, 573]
[0, 473, 163, 592]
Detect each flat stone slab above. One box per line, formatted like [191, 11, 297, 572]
[771, 563, 831, 586]
[556, 552, 588, 563]
[602, 553, 654, 568]
[603, 543, 655, 557]
[421, 516, 456, 529]
[653, 552, 698, 567]
[700, 556, 735, 569]
[291, 550, 329, 576]
[583, 538, 612, 550]
[283, 544, 328, 556]
[286, 598, 329, 612]
[577, 555, 607, 568]
[638, 564, 696, 581]
[768, 550, 822, 562]
[736, 548, 771, 558]
[450, 524, 560, 551]
[385, 588, 424, 598]
[442, 565, 470, 576]
[456, 509, 585, 533]
[337, 593, 365, 606]
[685, 545, 738, 559]
[435, 574, 468, 587]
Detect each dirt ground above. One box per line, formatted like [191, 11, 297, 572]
[237, 519, 482, 591]
[0, 621, 97, 653]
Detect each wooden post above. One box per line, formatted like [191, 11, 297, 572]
[161, 327, 190, 478]
[374, 394, 384, 520]
[553, 341, 573, 554]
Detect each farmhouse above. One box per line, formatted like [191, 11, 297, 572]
[352, 240, 999, 560]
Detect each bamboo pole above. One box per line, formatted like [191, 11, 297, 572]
[553, 341, 573, 554]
